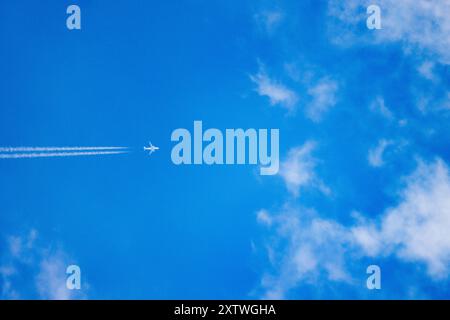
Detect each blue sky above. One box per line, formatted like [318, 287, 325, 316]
[0, 0, 450, 299]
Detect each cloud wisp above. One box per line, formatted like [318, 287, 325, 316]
[328, 0, 450, 65]
[256, 158, 450, 298]
[0, 229, 87, 300]
[279, 142, 330, 197]
[368, 139, 394, 167]
[250, 67, 298, 112]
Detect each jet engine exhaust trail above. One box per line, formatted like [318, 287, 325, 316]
[0, 147, 128, 152]
[0, 151, 128, 159]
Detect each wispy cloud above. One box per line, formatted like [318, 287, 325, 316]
[368, 139, 394, 167]
[417, 61, 437, 81]
[328, 0, 450, 65]
[256, 159, 450, 298]
[254, 10, 284, 34]
[257, 205, 352, 299]
[354, 159, 450, 278]
[36, 250, 82, 300]
[0, 230, 87, 300]
[256, 209, 273, 227]
[250, 67, 298, 111]
[369, 96, 394, 120]
[0, 265, 19, 299]
[279, 142, 329, 197]
[306, 78, 339, 122]
[250, 61, 340, 121]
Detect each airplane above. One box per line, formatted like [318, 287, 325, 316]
[144, 142, 159, 155]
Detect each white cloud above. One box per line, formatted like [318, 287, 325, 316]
[351, 223, 382, 256]
[257, 209, 273, 227]
[257, 205, 353, 299]
[250, 68, 298, 111]
[370, 96, 394, 120]
[251, 62, 340, 121]
[36, 250, 80, 300]
[0, 266, 19, 299]
[0, 230, 87, 300]
[306, 78, 339, 122]
[279, 142, 329, 197]
[417, 61, 437, 81]
[257, 159, 450, 297]
[330, 2, 449, 116]
[7, 236, 23, 259]
[255, 10, 284, 34]
[368, 139, 394, 167]
[355, 159, 450, 278]
[328, 0, 450, 65]
[6, 229, 38, 264]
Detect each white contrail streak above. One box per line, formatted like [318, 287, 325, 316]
[0, 147, 128, 152]
[0, 151, 128, 159]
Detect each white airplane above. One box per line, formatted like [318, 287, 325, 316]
[144, 142, 159, 155]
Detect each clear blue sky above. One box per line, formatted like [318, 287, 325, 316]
[1, 0, 450, 299]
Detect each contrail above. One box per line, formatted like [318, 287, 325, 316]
[0, 151, 128, 159]
[0, 147, 128, 152]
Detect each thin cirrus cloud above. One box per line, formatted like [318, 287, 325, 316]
[327, 0, 450, 65]
[369, 96, 394, 120]
[35, 250, 84, 300]
[353, 159, 450, 278]
[250, 68, 299, 111]
[250, 65, 339, 121]
[305, 78, 339, 122]
[417, 61, 437, 82]
[345, 2, 450, 117]
[0, 230, 86, 300]
[254, 9, 284, 34]
[248, 0, 450, 299]
[367, 139, 394, 167]
[257, 204, 352, 299]
[278, 141, 330, 197]
[256, 159, 450, 298]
